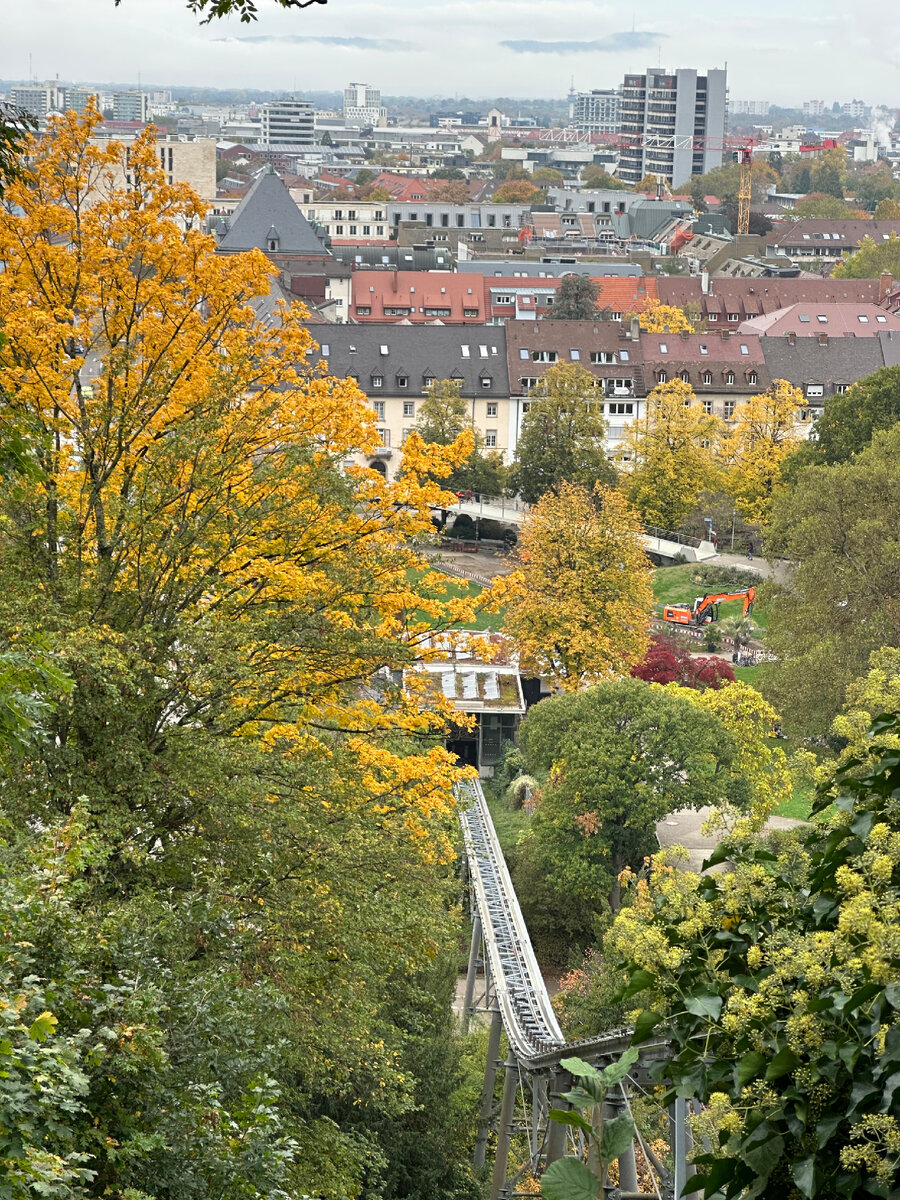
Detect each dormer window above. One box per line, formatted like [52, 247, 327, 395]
[681, 371, 690, 383]
[725, 371, 735, 385]
[748, 371, 758, 385]
[702, 371, 712, 385]
[397, 375, 408, 388]
[657, 370, 668, 384]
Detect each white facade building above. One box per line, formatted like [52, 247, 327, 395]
[568, 89, 620, 135]
[342, 82, 385, 128]
[260, 99, 315, 146]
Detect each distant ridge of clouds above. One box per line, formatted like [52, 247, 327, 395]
[211, 34, 414, 50]
[501, 32, 663, 55]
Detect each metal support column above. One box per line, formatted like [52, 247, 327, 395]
[490, 1051, 519, 1200]
[530, 1075, 547, 1168]
[461, 913, 482, 1030]
[545, 1068, 569, 1164]
[474, 1008, 503, 1169]
[605, 1088, 638, 1193]
[671, 1097, 688, 1199]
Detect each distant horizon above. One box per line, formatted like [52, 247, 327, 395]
[5, 0, 899, 108]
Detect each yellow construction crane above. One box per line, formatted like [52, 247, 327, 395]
[731, 147, 754, 235]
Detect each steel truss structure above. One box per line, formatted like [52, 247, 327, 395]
[457, 779, 691, 1199]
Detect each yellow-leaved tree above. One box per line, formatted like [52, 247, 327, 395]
[635, 303, 695, 333]
[0, 103, 478, 849]
[622, 378, 723, 530]
[493, 481, 653, 691]
[721, 378, 807, 524]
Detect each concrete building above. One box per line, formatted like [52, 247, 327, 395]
[301, 199, 391, 242]
[342, 82, 385, 128]
[60, 87, 98, 114]
[10, 84, 58, 119]
[112, 91, 149, 123]
[802, 100, 826, 118]
[617, 67, 727, 187]
[98, 135, 217, 199]
[260, 98, 315, 146]
[730, 100, 771, 116]
[569, 88, 620, 135]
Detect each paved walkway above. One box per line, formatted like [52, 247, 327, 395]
[712, 551, 794, 585]
[656, 807, 806, 873]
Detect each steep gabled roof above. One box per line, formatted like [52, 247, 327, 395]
[217, 168, 328, 256]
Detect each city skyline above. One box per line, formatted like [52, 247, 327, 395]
[4, 0, 899, 106]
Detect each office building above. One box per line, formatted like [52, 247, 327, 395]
[569, 88, 620, 135]
[343, 82, 385, 128]
[803, 100, 826, 118]
[61, 87, 98, 114]
[617, 67, 727, 188]
[731, 100, 771, 117]
[260, 98, 315, 146]
[10, 84, 58, 119]
[112, 91, 149, 123]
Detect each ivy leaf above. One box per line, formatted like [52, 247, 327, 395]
[765, 1046, 801, 1080]
[684, 993, 723, 1021]
[632, 1009, 662, 1042]
[619, 968, 655, 1001]
[792, 1155, 817, 1198]
[737, 1050, 766, 1087]
[540, 1157, 602, 1200]
[560, 1055, 603, 1080]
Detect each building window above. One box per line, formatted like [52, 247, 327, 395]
[397, 375, 408, 388]
[618, 349, 629, 361]
[570, 349, 581, 360]
[532, 350, 558, 363]
[725, 371, 735, 385]
[486, 402, 498, 417]
[607, 402, 634, 415]
[806, 384, 824, 397]
[363, 225, 370, 235]
[373, 401, 385, 418]
[591, 351, 615, 364]
[424, 376, 436, 388]
[520, 378, 539, 390]
[496, 294, 514, 305]
[702, 371, 712, 385]
[376, 427, 390, 447]
[402, 427, 414, 443]
[349, 225, 357, 235]
[681, 371, 690, 383]
[403, 400, 415, 417]
[335, 225, 344, 235]
[657, 370, 668, 384]
[834, 384, 849, 394]
[464, 308, 479, 318]
[356, 306, 371, 315]
[519, 348, 529, 359]
[724, 400, 736, 418]
[699, 344, 708, 355]
[707, 312, 718, 322]
[702, 399, 712, 414]
[748, 371, 758, 385]
[481, 377, 492, 389]
[485, 430, 497, 448]
[728, 312, 739, 322]
[371, 375, 383, 388]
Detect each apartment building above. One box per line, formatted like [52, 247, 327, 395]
[99, 135, 216, 198]
[342, 82, 385, 128]
[617, 67, 727, 187]
[112, 91, 149, 123]
[350, 271, 487, 323]
[568, 88, 621, 135]
[641, 331, 770, 422]
[260, 99, 315, 146]
[765, 220, 900, 265]
[302, 200, 391, 242]
[304, 325, 511, 477]
[10, 84, 58, 119]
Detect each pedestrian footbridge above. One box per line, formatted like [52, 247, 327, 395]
[441, 495, 717, 563]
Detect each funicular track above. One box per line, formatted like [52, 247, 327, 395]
[457, 778, 681, 1199]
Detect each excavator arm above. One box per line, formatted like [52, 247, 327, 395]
[662, 587, 755, 627]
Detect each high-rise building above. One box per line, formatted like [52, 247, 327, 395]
[569, 89, 620, 135]
[10, 84, 59, 120]
[342, 83, 384, 128]
[260, 98, 315, 145]
[617, 67, 727, 187]
[112, 91, 149, 122]
[843, 99, 869, 120]
[61, 87, 98, 114]
[802, 100, 826, 118]
[730, 100, 771, 117]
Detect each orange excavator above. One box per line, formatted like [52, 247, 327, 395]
[662, 587, 755, 627]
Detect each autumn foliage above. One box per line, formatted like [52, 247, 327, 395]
[631, 633, 735, 689]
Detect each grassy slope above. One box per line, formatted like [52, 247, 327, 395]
[405, 568, 503, 632]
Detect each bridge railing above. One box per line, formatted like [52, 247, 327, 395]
[451, 493, 530, 519]
[644, 524, 704, 549]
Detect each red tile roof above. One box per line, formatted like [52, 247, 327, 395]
[350, 271, 487, 323]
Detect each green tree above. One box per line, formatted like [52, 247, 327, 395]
[491, 178, 541, 203]
[793, 191, 851, 218]
[353, 167, 375, 187]
[115, 0, 329, 21]
[532, 166, 564, 184]
[545, 274, 602, 321]
[516, 679, 747, 918]
[833, 231, 900, 278]
[508, 362, 615, 503]
[612, 714, 900, 1200]
[581, 166, 629, 191]
[763, 425, 900, 736]
[789, 366, 900, 465]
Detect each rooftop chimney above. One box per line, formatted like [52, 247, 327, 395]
[787, 331, 796, 345]
[818, 333, 829, 346]
[701, 270, 710, 295]
[630, 316, 640, 341]
[879, 271, 893, 302]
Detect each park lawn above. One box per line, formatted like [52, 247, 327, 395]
[485, 791, 529, 859]
[652, 563, 770, 633]
[733, 664, 762, 686]
[405, 567, 503, 632]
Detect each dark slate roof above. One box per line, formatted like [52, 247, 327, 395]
[329, 245, 455, 271]
[878, 330, 900, 368]
[216, 169, 328, 256]
[305, 323, 510, 396]
[761, 336, 885, 400]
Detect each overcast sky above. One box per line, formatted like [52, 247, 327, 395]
[4, 0, 900, 106]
